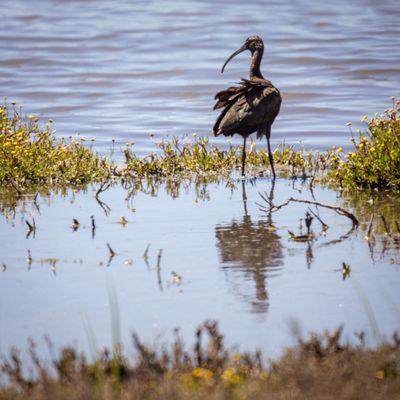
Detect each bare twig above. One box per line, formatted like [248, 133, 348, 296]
[307, 207, 329, 232]
[258, 195, 359, 227]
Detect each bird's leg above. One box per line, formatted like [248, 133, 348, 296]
[267, 133, 276, 180]
[241, 136, 247, 177]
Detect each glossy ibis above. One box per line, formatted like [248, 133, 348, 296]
[213, 35, 281, 178]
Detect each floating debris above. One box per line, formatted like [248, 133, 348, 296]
[171, 271, 182, 285]
[71, 218, 80, 231]
[26, 249, 32, 266]
[342, 262, 351, 280]
[288, 231, 314, 242]
[2, 263, 6, 272]
[91, 215, 96, 239]
[118, 216, 128, 226]
[124, 258, 133, 265]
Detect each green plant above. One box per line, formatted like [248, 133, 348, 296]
[331, 99, 400, 190]
[0, 103, 113, 190]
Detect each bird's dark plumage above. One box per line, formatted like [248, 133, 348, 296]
[213, 36, 281, 178]
[213, 78, 281, 139]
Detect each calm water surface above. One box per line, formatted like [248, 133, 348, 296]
[1, 180, 399, 356]
[1, 0, 400, 155]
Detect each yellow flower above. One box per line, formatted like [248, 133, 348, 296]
[375, 370, 385, 380]
[336, 147, 343, 153]
[192, 367, 213, 380]
[221, 368, 241, 385]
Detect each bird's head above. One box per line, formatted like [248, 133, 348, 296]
[221, 35, 264, 73]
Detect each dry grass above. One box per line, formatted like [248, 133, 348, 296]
[1, 322, 399, 400]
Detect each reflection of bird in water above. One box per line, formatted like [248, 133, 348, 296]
[215, 181, 283, 313]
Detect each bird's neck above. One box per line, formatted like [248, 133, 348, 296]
[250, 49, 264, 79]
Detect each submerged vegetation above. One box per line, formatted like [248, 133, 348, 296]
[1, 322, 399, 400]
[1, 99, 400, 194]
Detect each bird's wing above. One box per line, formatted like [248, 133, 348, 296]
[214, 79, 280, 136]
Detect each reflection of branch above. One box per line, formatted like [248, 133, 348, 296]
[156, 249, 163, 292]
[7, 177, 22, 196]
[25, 218, 36, 239]
[33, 193, 40, 214]
[366, 213, 374, 239]
[258, 196, 359, 228]
[95, 176, 112, 216]
[315, 225, 356, 249]
[107, 242, 116, 266]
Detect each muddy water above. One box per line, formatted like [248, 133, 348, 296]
[1, 179, 399, 356]
[2, 0, 400, 156]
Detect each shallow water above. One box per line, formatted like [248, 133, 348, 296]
[2, 0, 400, 156]
[1, 179, 399, 356]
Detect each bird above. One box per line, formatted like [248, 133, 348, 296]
[213, 35, 281, 179]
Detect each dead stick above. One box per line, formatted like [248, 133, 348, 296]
[307, 207, 329, 230]
[258, 195, 359, 227]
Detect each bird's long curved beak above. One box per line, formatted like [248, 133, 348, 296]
[221, 44, 247, 73]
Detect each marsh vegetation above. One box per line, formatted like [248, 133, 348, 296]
[1, 101, 400, 399]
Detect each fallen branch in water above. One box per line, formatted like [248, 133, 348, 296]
[257, 195, 359, 228]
